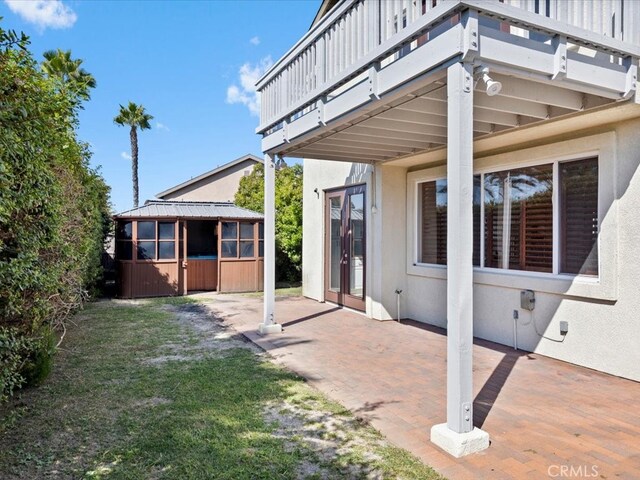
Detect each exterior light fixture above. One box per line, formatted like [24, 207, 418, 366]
[475, 66, 502, 96]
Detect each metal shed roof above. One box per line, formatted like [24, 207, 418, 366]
[114, 200, 264, 220]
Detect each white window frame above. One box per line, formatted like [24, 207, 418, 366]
[406, 132, 617, 301]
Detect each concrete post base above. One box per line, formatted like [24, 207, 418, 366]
[258, 323, 282, 335]
[431, 423, 490, 458]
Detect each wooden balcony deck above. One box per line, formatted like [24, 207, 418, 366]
[257, 0, 640, 162]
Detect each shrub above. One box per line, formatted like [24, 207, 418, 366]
[0, 23, 111, 402]
[0, 328, 35, 403]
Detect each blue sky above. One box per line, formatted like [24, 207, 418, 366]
[0, 0, 318, 213]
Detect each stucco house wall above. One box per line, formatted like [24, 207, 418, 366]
[302, 116, 640, 382]
[158, 157, 259, 203]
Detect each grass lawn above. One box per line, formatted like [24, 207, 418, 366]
[0, 298, 445, 479]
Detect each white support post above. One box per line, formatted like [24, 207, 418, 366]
[431, 62, 489, 458]
[259, 153, 282, 335]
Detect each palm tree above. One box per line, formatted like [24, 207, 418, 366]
[42, 49, 96, 103]
[114, 102, 153, 208]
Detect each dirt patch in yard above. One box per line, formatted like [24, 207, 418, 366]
[264, 398, 387, 479]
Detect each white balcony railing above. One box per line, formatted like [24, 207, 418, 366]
[257, 0, 640, 134]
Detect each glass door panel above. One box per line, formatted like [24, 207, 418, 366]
[329, 196, 342, 293]
[348, 193, 364, 298]
[324, 185, 366, 312]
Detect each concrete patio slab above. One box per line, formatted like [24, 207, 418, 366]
[201, 293, 640, 480]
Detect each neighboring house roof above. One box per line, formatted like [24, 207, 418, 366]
[114, 200, 263, 220]
[155, 153, 262, 199]
[310, 0, 339, 28]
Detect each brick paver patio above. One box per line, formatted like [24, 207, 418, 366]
[204, 294, 640, 479]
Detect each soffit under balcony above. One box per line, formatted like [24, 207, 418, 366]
[280, 73, 626, 165]
[259, 1, 640, 165]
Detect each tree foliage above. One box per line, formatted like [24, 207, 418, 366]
[114, 102, 153, 208]
[235, 162, 303, 282]
[42, 48, 97, 105]
[0, 23, 111, 402]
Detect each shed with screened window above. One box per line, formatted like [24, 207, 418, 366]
[113, 200, 264, 298]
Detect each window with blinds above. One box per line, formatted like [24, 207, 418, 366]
[418, 177, 481, 266]
[560, 158, 598, 275]
[416, 157, 598, 277]
[484, 165, 553, 272]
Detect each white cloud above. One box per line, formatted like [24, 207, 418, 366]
[4, 0, 77, 30]
[121, 152, 132, 161]
[155, 122, 169, 131]
[226, 56, 273, 117]
[249, 36, 260, 46]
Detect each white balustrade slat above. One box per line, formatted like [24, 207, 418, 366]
[602, 0, 611, 37]
[332, 19, 337, 77]
[333, 23, 338, 79]
[381, 0, 387, 42]
[356, 2, 362, 59]
[311, 44, 316, 91]
[325, 30, 332, 83]
[391, 0, 398, 36]
[345, 9, 356, 65]
[352, 4, 358, 63]
[336, 19, 341, 75]
[258, 0, 639, 128]
[341, 15, 346, 73]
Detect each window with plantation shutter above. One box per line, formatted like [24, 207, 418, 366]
[484, 165, 553, 272]
[560, 158, 598, 275]
[419, 180, 447, 265]
[414, 157, 598, 278]
[418, 177, 481, 266]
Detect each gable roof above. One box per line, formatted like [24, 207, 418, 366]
[310, 0, 340, 28]
[114, 200, 263, 220]
[156, 153, 262, 199]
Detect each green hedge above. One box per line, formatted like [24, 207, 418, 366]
[0, 25, 111, 402]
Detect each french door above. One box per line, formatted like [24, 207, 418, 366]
[324, 185, 366, 311]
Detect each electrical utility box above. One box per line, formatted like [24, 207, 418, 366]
[520, 290, 535, 311]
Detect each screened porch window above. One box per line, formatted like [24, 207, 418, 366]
[220, 221, 264, 259]
[136, 221, 176, 261]
[116, 221, 133, 261]
[416, 157, 598, 276]
[136, 221, 156, 260]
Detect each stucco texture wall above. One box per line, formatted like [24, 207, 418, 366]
[161, 160, 257, 203]
[302, 117, 640, 382]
